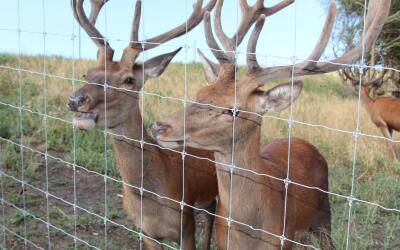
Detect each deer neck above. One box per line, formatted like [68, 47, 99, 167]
[360, 85, 375, 115]
[109, 102, 162, 188]
[213, 121, 273, 222]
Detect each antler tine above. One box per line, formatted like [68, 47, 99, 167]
[130, 0, 142, 46]
[72, 0, 114, 62]
[250, 0, 391, 85]
[214, 0, 234, 51]
[232, 0, 294, 50]
[203, 12, 232, 65]
[140, 0, 217, 51]
[207, 0, 293, 73]
[263, 0, 294, 16]
[302, 1, 336, 69]
[89, 0, 108, 24]
[119, 0, 142, 66]
[341, 67, 359, 86]
[247, 15, 265, 74]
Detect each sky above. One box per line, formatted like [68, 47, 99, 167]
[0, 0, 330, 66]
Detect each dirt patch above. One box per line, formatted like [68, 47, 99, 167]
[1, 148, 213, 249]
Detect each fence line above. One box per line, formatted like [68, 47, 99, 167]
[0, 1, 399, 249]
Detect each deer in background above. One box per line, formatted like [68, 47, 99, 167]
[68, 0, 218, 249]
[341, 67, 400, 159]
[151, 0, 390, 248]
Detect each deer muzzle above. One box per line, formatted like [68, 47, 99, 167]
[68, 95, 88, 112]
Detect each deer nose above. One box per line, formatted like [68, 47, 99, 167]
[150, 122, 171, 139]
[68, 95, 88, 112]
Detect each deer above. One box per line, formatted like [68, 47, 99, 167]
[151, 0, 391, 249]
[340, 67, 400, 159]
[68, 0, 219, 249]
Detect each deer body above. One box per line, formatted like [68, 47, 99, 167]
[212, 135, 329, 249]
[69, 0, 218, 249]
[359, 84, 400, 158]
[153, 82, 333, 248]
[360, 85, 400, 134]
[152, 0, 390, 248]
[108, 104, 217, 248]
[342, 68, 400, 158]
[111, 129, 217, 248]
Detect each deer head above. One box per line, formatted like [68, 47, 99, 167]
[151, 0, 390, 152]
[68, 0, 216, 130]
[340, 66, 387, 97]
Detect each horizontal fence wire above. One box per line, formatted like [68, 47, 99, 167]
[0, 1, 399, 250]
[0, 27, 400, 74]
[0, 90, 399, 210]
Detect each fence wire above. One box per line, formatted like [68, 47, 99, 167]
[0, 1, 399, 250]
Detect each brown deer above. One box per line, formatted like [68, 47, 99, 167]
[151, 0, 391, 249]
[341, 68, 400, 159]
[68, 0, 219, 249]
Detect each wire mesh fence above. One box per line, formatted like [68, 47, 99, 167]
[0, 0, 399, 249]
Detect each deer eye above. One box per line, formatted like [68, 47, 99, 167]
[125, 77, 135, 84]
[82, 74, 86, 79]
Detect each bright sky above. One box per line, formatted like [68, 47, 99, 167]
[0, 0, 329, 66]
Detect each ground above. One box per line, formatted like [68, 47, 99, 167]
[1, 144, 212, 250]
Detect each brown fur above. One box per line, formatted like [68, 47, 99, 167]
[69, 60, 218, 249]
[153, 76, 333, 249]
[360, 85, 400, 158]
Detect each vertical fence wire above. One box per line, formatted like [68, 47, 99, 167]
[139, 0, 145, 248]
[103, 1, 109, 248]
[226, 1, 241, 249]
[179, 0, 189, 248]
[71, 11, 78, 250]
[16, 0, 28, 248]
[41, 0, 52, 248]
[281, 1, 298, 248]
[345, 0, 369, 248]
[0, 144, 5, 248]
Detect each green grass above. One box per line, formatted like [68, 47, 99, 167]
[0, 54, 399, 249]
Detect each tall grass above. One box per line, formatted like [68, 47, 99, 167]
[0, 54, 399, 249]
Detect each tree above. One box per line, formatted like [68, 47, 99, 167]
[329, 0, 400, 94]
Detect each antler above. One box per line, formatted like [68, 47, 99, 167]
[204, 0, 294, 71]
[72, 0, 114, 64]
[89, 0, 109, 24]
[120, 0, 217, 66]
[341, 67, 387, 87]
[249, 0, 391, 85]
[73, 0, 216, 67]
[340, 68, 359, 86]
[142, 0, 216, 51]
[214, 0, 294, 52]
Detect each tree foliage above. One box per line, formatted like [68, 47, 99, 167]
[328, 0, 400, 92]
[332, 0, 400, 67]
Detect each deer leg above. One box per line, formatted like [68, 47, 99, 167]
[200, 200, 216, 250]
[180, 209, 196, 250]
[378, 126, 397, 160]
[142, 237, 162, 250]
[309, 195, 335, 250]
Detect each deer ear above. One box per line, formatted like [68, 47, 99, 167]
[198, 49, 219, 84]
[143, 47, 182, 80]
[254, 80, 303, 114]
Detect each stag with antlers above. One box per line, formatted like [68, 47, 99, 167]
[341, 67, 400, 159]
[68, 0, 219, 249]
[151, 0, 390, 249]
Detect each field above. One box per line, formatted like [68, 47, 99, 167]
[0, 53, 399, 249]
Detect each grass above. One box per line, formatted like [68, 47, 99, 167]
[0, 53, 399, 249]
